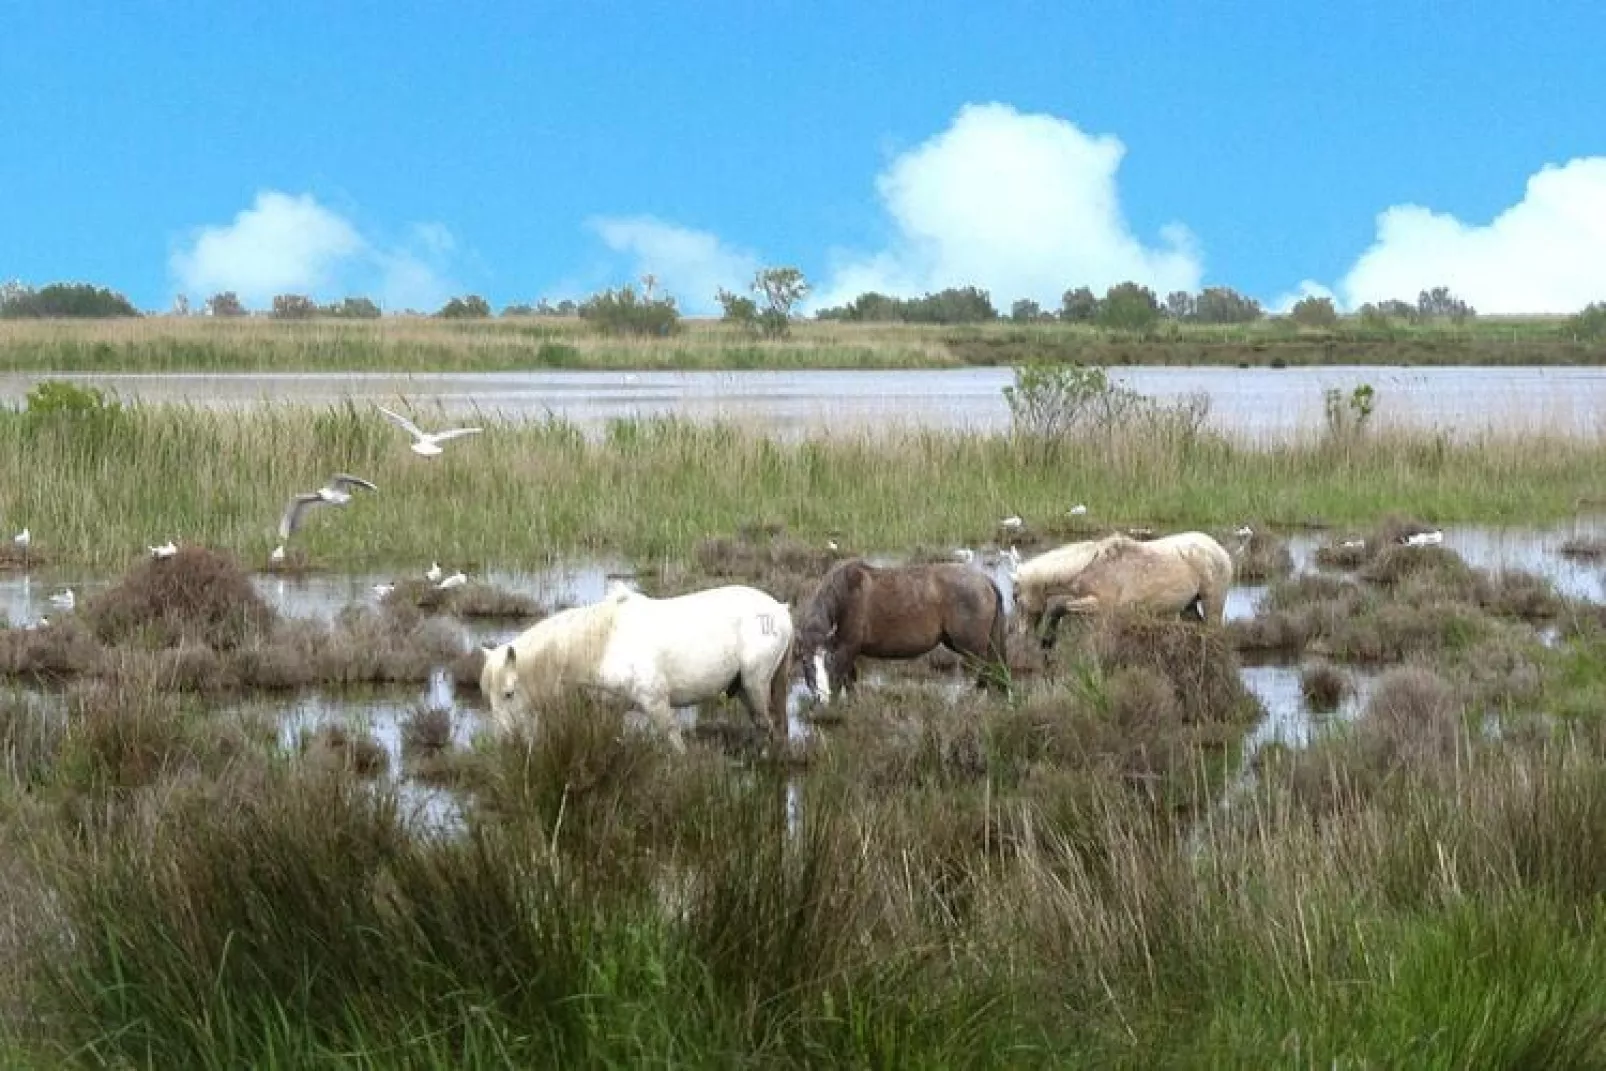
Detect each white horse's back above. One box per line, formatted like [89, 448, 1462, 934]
[484, 582, 794, 751]
[608, 585, 793, 705]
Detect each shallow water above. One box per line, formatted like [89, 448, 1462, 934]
[5, 516, 1596, 826]
[3, 365, 1604, 439]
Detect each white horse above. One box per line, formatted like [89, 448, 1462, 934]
[479, 583, 795, 752]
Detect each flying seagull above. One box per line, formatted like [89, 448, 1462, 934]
[377, 405, 483, 458]
[273, 473, 378, 558]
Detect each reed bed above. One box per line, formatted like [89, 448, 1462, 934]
[4, 642, 1606, 1065]
[2, 314, 1603, 373]
[1, 401, 1602, 571]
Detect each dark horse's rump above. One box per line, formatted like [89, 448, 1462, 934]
[797, 558, 1007, 695]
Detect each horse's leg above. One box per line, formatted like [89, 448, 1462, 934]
[1201, 587, 1226, 627]
[636, 688, 687, 754]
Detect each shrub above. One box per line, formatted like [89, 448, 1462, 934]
[1322, 383, 1377, 443]
[1289, 295, 1339, 328]
[579, 285, 680, 337]
[205, 291, 247, 317]
[436, 295, 491, 319]
[1097, 281, 1161, 332]
[269, 293, 317, 320]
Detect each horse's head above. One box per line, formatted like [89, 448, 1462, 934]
[478, 643, 531, 732]
[797, 634, 837, 705]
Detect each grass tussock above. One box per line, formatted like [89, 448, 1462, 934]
[1229, 527, 1294, 582]
[1300, 659, 1350, 711]
[87, 544, 276, 649]
[1080, 612, 1262, 726]
[1560, 535, 1606, 561]
[1231, 545, 1564, 665]
[383, 577, 544, 619]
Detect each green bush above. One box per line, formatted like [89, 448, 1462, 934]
[579, 285, 680, 337]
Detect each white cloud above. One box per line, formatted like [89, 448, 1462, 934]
[169, 190, 461, 311]
[1268, 279, 1336, 315]
[814, 102, 1202, 310]
[589, 216, 759, 315]
[1336, 158, 1606, 314]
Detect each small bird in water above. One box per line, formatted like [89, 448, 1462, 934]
[48, 588, 75, 612]
[425, 561, 443, 583]
[377, 405, 483, 458]
[1341, 538, 1366, 549]
[274, 473, 378, 561]
[436, 572, 468, 590]
[1401, 530, 1444, 547]
[149, 541, 178, 560]
[372, 582, 396, 599]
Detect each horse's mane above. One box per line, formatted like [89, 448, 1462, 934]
[797, 558, 866, 648]
[517, 593, 627, 677]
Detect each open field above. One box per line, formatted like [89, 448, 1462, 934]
[2, 400, 1605, 571]
[3, 529, 1606, 1065]
[3, 314, 1606, 373]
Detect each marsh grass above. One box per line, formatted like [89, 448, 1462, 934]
[3, 641, 1606, 1064]
[2, 402, 1602, 571]
[1230, 545, 1564, 666]
[4, 315, 1605, 374]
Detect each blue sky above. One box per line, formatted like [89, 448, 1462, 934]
[3, 1, 1605, 315]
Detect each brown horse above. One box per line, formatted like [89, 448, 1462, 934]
[796, 558, 1008, 703]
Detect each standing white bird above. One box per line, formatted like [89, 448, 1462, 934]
[372, 582, 396, 599]
[425, 561, 444, 583]
[1236, 525, 1254, 540]
[952, 547, 975, 564]
[1341, 538, 1366, 550]
[276, 473, 378, 556]
[12, 529, 29, 549]
[48, 588, 75, 612]
[435, 572, 468, 590]
[1000, 515, 1024, 531]
[149, 541, 178, 560]
[377, 405, 483, 458]
[1068, 504, 1088, 516]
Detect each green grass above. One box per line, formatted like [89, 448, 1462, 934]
[2, 313, 1605, 373]
[7, 650, 1606, 1067]
[0, 399, 1601, 571]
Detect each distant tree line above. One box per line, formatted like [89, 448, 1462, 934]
[8, 275, 1606, 342]
[0, 281, 139, 318]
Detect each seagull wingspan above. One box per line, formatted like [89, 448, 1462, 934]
[377, 405, 427, 440]
[330, 473, 378, 493]
[431, 427, 482, 443]
[279, 493, 324, 540]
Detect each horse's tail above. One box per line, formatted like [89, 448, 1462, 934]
[768, 609, 796, 739]
[987, 578, 1009, 681]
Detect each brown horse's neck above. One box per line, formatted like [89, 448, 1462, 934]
[798, 561, 863, 649]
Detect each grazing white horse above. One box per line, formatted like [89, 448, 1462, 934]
[479, 583, 795, 752]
